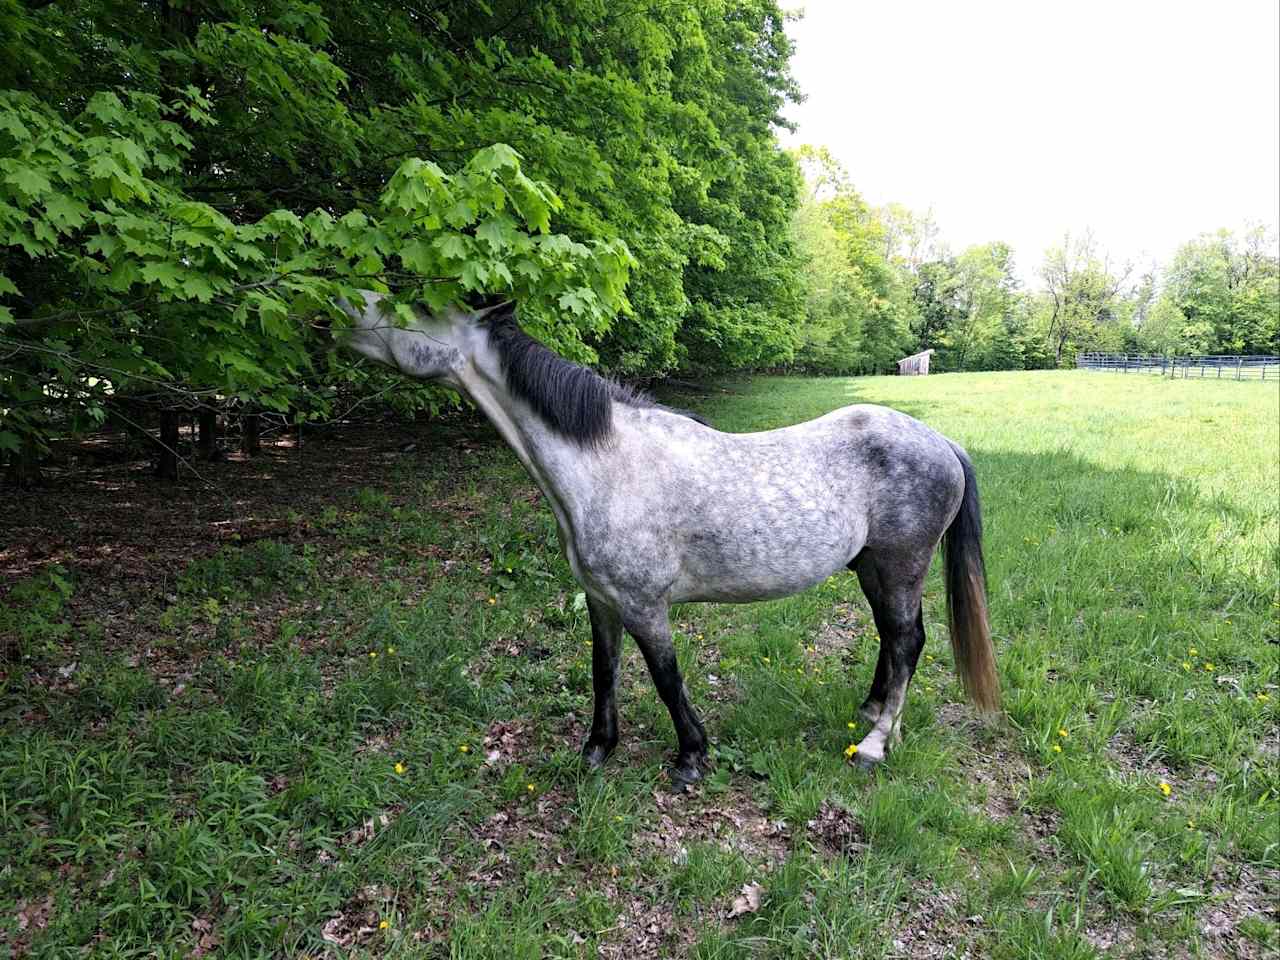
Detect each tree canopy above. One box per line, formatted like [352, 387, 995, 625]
[1, 0, 805, 470]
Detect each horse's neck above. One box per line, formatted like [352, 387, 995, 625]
[455, 355, 598, 522]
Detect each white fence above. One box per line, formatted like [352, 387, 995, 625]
[1076, 353, 1280, 381]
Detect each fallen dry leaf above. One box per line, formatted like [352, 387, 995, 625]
[727, 881, 763, 919]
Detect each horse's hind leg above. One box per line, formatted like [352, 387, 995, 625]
[624, 607, 708, 785]
[849, 557, 889, 724]
[851, 551, 929, 767]
[583, 596, 624, 769]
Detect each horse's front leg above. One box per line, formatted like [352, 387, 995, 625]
[582, 596, 624, 768]
[625, 607, 708, 784]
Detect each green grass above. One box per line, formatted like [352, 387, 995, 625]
[1, 370, 1277, 958]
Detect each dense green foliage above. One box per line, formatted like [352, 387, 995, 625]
[0, 0, 804, 471]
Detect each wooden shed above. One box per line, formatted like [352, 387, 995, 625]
[897, 349, 935, 376]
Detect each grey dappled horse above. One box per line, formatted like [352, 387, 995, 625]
[339, 293, 1000, 783]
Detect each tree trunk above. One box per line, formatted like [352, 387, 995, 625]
[241, 412, 261, 456]
[155, 409, 180, 480]
[5, 432, 42, 488]
[197, 407, 221, 460]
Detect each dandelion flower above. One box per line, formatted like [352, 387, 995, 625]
[1189, 647, 1198, 656]
[925, 654, 934, 663]
[369, 651, 377, 659]
[488, 597, 496, 605]
[459, 744, 470, 754]
[762, 657, 770, 664]
[844, 743, 858, 759]
[379, 920, 390, 930]
[387, 646, 397, 655]
[1052, 744, 1062, 753]
[1182, 661, 1192, 671]
[394, 762, 405, 775]
[1186, 819, 1196, 829]
[1204, 663, 1214, 671]
[1257, 692, 1270, 702]
[1159, 781, 1172, 797]
[847, 721, 856, 729]
[526, 783, 536, 793]
[1058, 728, 1069, 738]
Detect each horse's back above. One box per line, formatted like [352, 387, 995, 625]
[575, 403, 963, 607]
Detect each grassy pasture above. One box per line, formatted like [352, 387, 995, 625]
[1, 370, 1277, 958]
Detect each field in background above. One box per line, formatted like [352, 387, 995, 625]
[1, 371, 1277, 958]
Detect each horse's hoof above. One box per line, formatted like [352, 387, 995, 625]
[853, 750, 882, 771]
[581, 740, 616, 770]
[670, 754, 706, 787]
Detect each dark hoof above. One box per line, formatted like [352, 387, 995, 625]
[669, 753, 706, 787]
[581, 740, 616, 770]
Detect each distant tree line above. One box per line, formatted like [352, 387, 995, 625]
[1, 1, 1275, 484]
[787, 147, 1280, 375]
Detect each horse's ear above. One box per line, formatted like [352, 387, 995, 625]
[469, 298, 517, 324]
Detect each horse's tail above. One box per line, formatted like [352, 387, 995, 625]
[943, 442, 1000, 713]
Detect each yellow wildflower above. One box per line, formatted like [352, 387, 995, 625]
[379, 920, 390, 930]
[488, 597, 496, 605]
[387, 646, 397, 655]
[1058, 728, 1069, 738]
[459, 744, 470, 753]
[843, 743, 858, 759]
[526, 783, 536, 793]
[1186, 819, 1196, 829]
[369, 651, 377, 659]
[1204, 663, 1214, 671]
[1182, 661, 1191, 671]
[847, 721, 856, 729]
[762, 657, 770, 664]
[1257, 692, 1270, 702]
[1052, 744, 1062, 753]
[1189, 647, 1198, 656]
[394, 762, 406, 775]
[1159, 781, 1172, 797]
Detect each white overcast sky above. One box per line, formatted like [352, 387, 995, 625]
[781, 0, 1280, 285]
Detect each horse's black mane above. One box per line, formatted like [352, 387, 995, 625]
[484, 304, 707, 447]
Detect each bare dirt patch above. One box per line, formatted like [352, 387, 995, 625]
[812, 600, 872, 658]
[805, 800, 867, 857]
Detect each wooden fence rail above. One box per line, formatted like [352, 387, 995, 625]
[1076, 352, 1280, 381]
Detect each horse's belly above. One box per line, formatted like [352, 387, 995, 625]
[668, 514, 861, 604]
